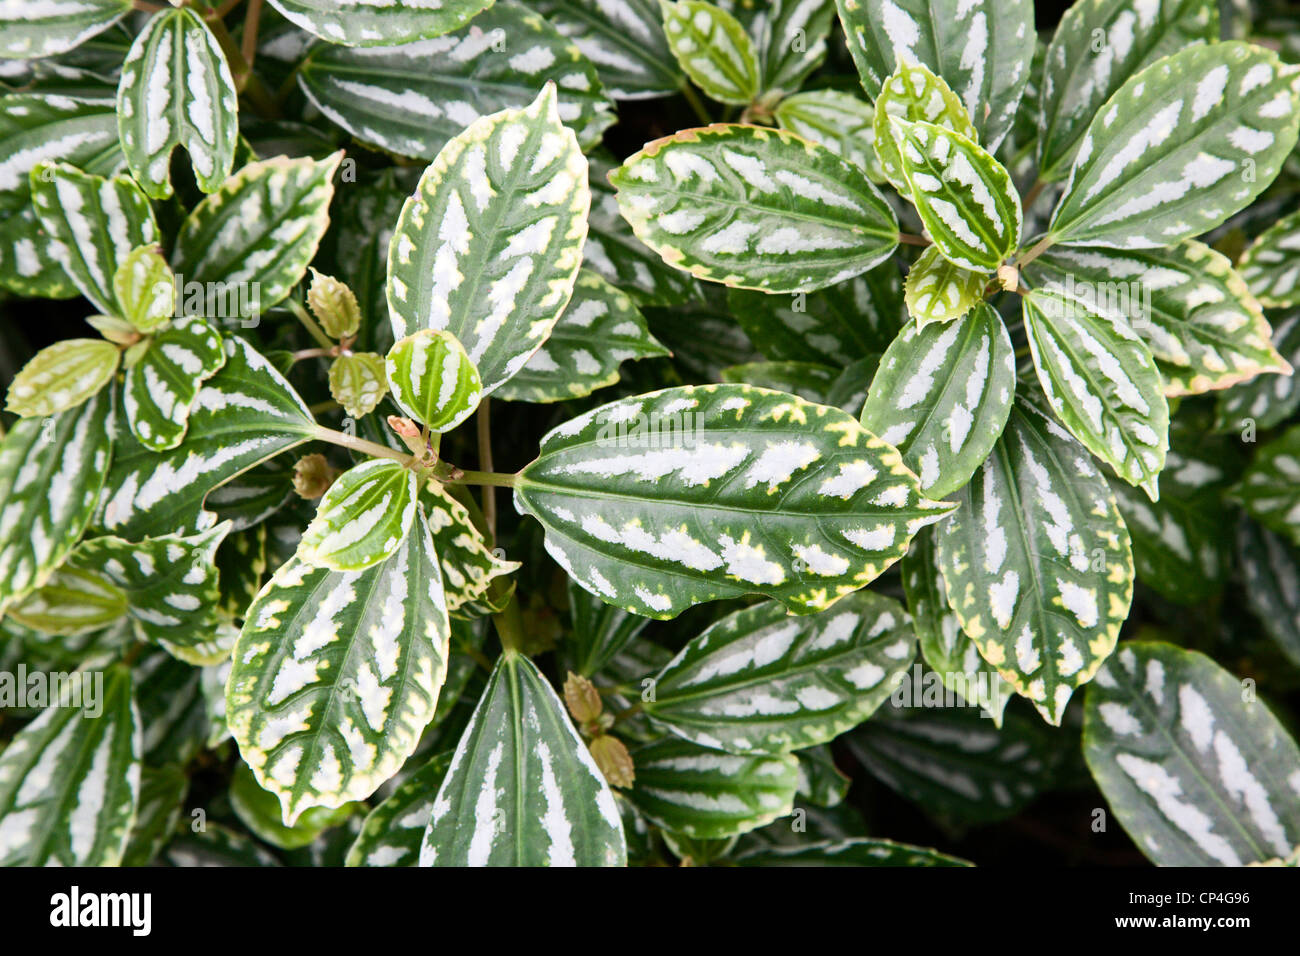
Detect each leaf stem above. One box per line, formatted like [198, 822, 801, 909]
[291, 347, 333, 363]
[311, 425, 413, 465]
[1021, 178, 1046, 212]
[1014, 234, 1056, 270]
[477, 398, 497, 543]
[240, 0, 264, 71]
[286, 298, 336, 351]
[680, 82, 713, 126]
[898, 232, 930, 247]
[492, 594, 525, 654]
[443, 468, 519, 489]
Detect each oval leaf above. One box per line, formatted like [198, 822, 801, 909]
[873, 61, 977, 199]
[123, 318, 227, 451]
[903, 245, 988, 327]
[299, 459, 419, 571]
[386, 329, 483, 431]
[6, 338, 119, 418]
[1239, 206, 1300, 308]
[660, 0, 759, 105]
[266, 0, 494, 47]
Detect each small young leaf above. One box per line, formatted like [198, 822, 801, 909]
[1239, 206, 1300, 308]
[299, 458, 419, 572]
[123, 318, 227, 451]
[266, 0, 494, 47]
[307, 268, 360, 340]
[718, 0, 836, 101]
[328, 352, 389, 420]
[7, 566, 128, 636]
[0, 0, 131, 60]
[114, 245, 175, 333]
[386, 329, 483, 432]
[873, 61, 977, 199]
[5, 338, 119, 418]
[660, 0, 759, 105]
[904, 245, 988, 327]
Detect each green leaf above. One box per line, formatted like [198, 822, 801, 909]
[563, 577, 650, 677]
[0, 388, 114, 614]
[419, 651, 626, 866]
[610, 124, 899, 294]
[1239, 206, 1300, 307]
[387, 84, 589, 394]
[1037, 0, 1220, 182]
[1229, 423, 1300, 547]
[420, 481, 520, 616]
[860, 303, 1016, 499]
[0, 91, 122, 215]
[721, 361, 839, 403]
[1046, 42, 1300, 250]
[299, 459, 419, 571]
[494, 270, 669, 403]
[298, 2, 613, 159]
[1027, 242, 1291, 397]
[935, 404, 1134, 725]
[161, 822, 282, 865]
[535, 0, 683, 99]
[266, 0, 494, 47]
[626, 738, 798, 838]
[644, 591, 915, 754]
[1083, 641, 1300, 866]
[122, 765, 188, 867]
[1022, 286, 1169, 497]
[5, 338, 119, 418]
[114, 244, 175, 333]
[0, 664, 139, 866]
[660, 0, 759, 105]
[775, 90, 883, 182]
[172, 152, 343, 320]
[0, 207, 79, 299]
[0, 0, 131, 60]
[229, 506, 451, 825]
[328, 352, 388, 420]
[116, 6, 238, 199]
[345, 753, 451, 867]
[7, 566, 128, 636]
[734, 836, 971, 866]
[834, 0, 1035, 150]
[29, 161, 158, 315]
[123, 318, 227, 451]
[887, 118, 1021, 271]
[717, 0, 836, 101]
[873, 61, 977, 200]
[386, 329, 483, 431]
[228, 762, 358, 849]
[1214, 312, 1300, 432]
[795, 745, 850, 807]
[1238, 519, 1300, 669]
[307, 268, 361, 340]
[904, 246, 988, 327]
[514, 384, 954, 619]
[98, 336, 316, 539]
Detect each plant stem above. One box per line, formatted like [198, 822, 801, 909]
[240, 0, 264, 71]
[132, 0, 164, 11]
[898, 232, 931, 247]
[312, 425, 413, 465]
[444, 468, 519, 489]
[291, 347, 333, 363]
[286, 298, 336, 351]
[680, 82, 712, 126]
[492, 594, 525, 655]
[477, 398, 497, 543]
[1014, 233, 1056, 270]
[1021, 178, 1046, 212]
[308, 399, 340, 414]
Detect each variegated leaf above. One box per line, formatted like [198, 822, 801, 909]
[0, 387, 114, 614]
[98, 336, 316, 539]
[887, 118, 1021, 272]
[0, 0, 131, 60]
[123, 318, 227, 451]
[1229, 423, 1300, 548]
[266, 0, 493, 47]
[1037, 0, 1220, 182]
[610, 124, 899, 294]
[328, 352, 389, 420]
[346, 752, 451, 866]
[536, 0, 682, 99]
[904, 245, 988, 327]
[514, 384, 953, 619]
[1084, 641, 1300, 866]
[1027, 242, 1290, 397]
[1046, 42, 1300, 250]
[834, 0, 1035, 150]
[826, 356, 881, 418]
[495, 270, 669, 403]
[228, 762, 359, 849]
[5, 337, 119, 418]
[716, 0, 835, 101]
[419, 651, 626, 866]
[0, 207, 79, 299]
[161, 822, 283, 866]
[935, 404, 1134, 725]
[563, 576, 650, 677]
[626, 738, 798, 838]
[172, 152, 343, 320]
[114, 244, 175, 334]
[775, 89, 883, 182]
[386, 329, 482, 431]
[116, 6, 238, 199]
[387, 85, 589, 394]
[902, 525, 1014, 725]
[660, 0, 758, 105]
[299, 459, 419, 572]
[0, 664, 139, 866]
[861, 303, 1015, 499]
[644, 591, 916, 754]
[721, 361, 839, 403]
[420, 481, 520, 616]
[298, 3, 614, 159]
[230, 507, 450, 825]
[6, 566, 128, 636]
[734, 837, 971, 866]
[0, 91, 122, 215]
[1214, 312, 1300, 433]
[29, 160, 158, 315]
[1239, 206, 1300, 307]
[873, 61, 977, 199]
[1238, 519, 1300, 669]
[1022, 286, 1169, 497]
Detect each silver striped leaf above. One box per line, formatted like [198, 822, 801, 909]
[387, 85, 589, 394]
[775, 89, 883, 183]
[0, 91, 121, 216]
[1083, 641, 1300, 866]
[935, 404, 1134, 725]
[0, 0, 131, 60]
[346, 752, 451, 866]
[123, 318, 227, 451]
[419, 481, 520, 617]
[298, 3, 614, 160]
[1022, 286, 1169, 498]
[660, 0, 759, 106]
[266, 0, 494, 47]
[298, 459, 419, 572]
[227, 762, 360, 849]
[29, 160, 158, 315]
[562, 577, 650, 678]
[1026, 242, 1290, 397]
[0, 664, 140, 866]
[5, 337, 119, 418]
[1037, 0, 1219, 182]
[328, 352, 389, 420]
[385, 329, 482, 431]
[834, 0, 1035, 151]
[626, 737, 798, 839]
[1239, 206, 1300, 308]
[171, 152, 344, 320]
[795, 745, 850, 807]
[98, 336, 316, 539]
[419, 651, 626, 866]
[887, 118, 1021, 272]
[0, 387, 114, 614]
[1229, 423, 1300, 548]
[1046, 42, 1300, 250]
[860, 303, 1016, 499]
[114, 244, 176, 334]
[643, 591, 916, 755]
[734, 837, 971, 866]
[610, 124, 899, 294]
[229, 506, 451, 825]
[514, 384, 954, 619]
[494, 270, 669, 403]
[826, 355, 881, 419]
[873, 61, 977, 200]
[720, 361, 838, 404]
[903, 245, 988, 327]
[6, 566, 128, 636]
[1214, 312, 1300, 433]
[535, 0, 682, 99]
[0, 207, 80, 300]
[116, 6, 238, 199]
[1238, 518, 1300, 669]
[902, 525, 1014, 726]
[715, 0, 836, 102]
